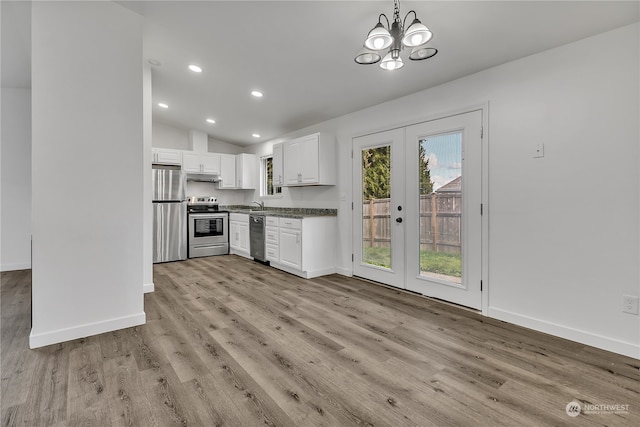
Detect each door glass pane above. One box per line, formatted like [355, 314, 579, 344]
[419, 133, 462, 284]
[362, 146, 391, 268]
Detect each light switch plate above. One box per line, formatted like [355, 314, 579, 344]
[533, 143, 544, 158]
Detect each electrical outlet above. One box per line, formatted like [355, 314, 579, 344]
[622, 295, 639, 315]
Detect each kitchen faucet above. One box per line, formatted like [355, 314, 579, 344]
[252, 200, 264, 211]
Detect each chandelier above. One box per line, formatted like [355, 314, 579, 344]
[354, 0, 437, 70]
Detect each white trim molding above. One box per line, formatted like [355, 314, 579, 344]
[488, 307, 640, 360]
[1, 262, 32, 272]
[29, 312, 146, 349]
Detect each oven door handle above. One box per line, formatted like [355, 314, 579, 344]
[189, 213, 227, 218]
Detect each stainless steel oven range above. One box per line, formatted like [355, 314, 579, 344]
[187, 202, 229, 258]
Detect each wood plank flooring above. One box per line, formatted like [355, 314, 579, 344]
[2, 256, 639, 426]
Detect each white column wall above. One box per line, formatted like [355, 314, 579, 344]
[143, 60, 153, 293]
[30, 1, 145, 348]
[251, 23, 640, 358]
[0, 88, 31, 271]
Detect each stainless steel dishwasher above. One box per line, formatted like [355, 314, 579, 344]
[249, 214, 266, 262]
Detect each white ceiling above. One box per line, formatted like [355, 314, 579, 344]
[3, 1, 639, 146]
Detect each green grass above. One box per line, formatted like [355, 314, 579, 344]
[363, 246, 392, 268]
[362, 246, 461, 278]
[420, 250, 461, 277]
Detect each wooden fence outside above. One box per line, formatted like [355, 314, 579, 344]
[362, 193, 461, 254]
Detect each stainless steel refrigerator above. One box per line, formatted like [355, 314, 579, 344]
[152, 164, 187, 263]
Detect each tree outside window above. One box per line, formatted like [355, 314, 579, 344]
[262, 156, 282, 196]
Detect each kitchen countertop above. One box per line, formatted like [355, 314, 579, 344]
[222, 205, 337, 218]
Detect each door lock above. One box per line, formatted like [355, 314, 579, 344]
[396, 217, 403, 223]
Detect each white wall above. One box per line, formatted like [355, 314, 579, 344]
[30, 1, 145, 348]
[143, 61, 153, 293]
[208, 137, 243, 155]
[185, 181, 247, 205]
[251, 24, 640, 358]
[0, 88, 31, 271]
[152, 121, 243, 154]
[152, 121, 189, 150]
[152, 121, 247, 204]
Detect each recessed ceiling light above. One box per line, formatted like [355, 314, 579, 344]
[158, 103, 169, 109]
[252, 133, 261, 138]
[206, 118, 216, 124]
[251, 90, 263, 98]
[188, 64, 202, 73]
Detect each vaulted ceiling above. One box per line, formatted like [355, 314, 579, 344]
[3, 1, 639, 145]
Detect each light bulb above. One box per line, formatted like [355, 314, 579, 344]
[380, 53, 404, 70]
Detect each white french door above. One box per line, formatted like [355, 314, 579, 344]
[353, 110, 483, 309]
[404, 111, 483, 309]
[352, 128, 405, 288]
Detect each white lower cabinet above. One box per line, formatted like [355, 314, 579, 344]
[267, 216, 336, 279]
[229, 213, 250, 258]
[265, 216, 280, 263]
[279, 226, 302, 270]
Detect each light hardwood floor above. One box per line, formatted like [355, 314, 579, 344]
[2, 256, 638, 426]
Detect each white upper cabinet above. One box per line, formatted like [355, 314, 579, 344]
[152, 148, 182, 165]
[219, 153, 257, 189]
[201, 153, 221, 174]
[182, 152, 220, 175]
[236, 153, 258, 189]
[182, 152, 200, 172]
[272, 143, 284, 187]
[283, 133, 335, 186]
[219, 154, 237, 189]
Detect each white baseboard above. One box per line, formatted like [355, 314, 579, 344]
[335, 267, 352, 277]
[29, 312, 146, 349]
[488, 307, 640, 360]
[269, 263, 336, 280]
[306, 267, 336, 279]
[1, 262, 32, 272]
[143, 282, 155, 293]
[229, 249, 252, 259]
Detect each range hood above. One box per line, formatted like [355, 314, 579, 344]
[186, 173, 220, 183]
[184, 130, 221, 182]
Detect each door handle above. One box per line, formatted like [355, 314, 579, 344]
[396, 217, 403, 223]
